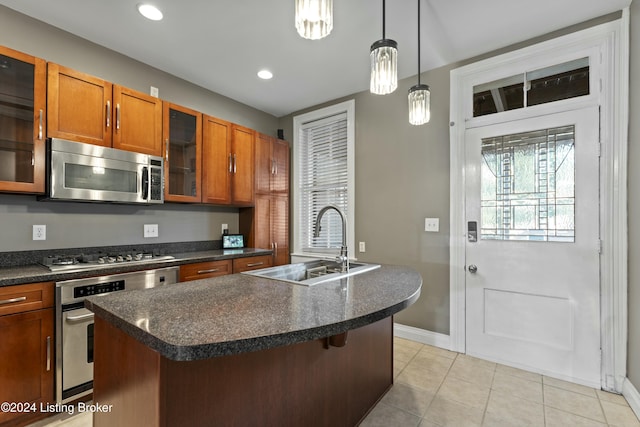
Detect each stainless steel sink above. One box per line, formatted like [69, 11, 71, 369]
[242, 259, 380, 286]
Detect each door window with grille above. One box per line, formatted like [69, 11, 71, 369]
[480, 125, 575, 242]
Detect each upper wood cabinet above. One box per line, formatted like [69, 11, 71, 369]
[47, 63, 163, 156]
[163, 103, 202, 203]
[202, 115, 255, 206]
[0, 46, 46, 194]
[255, 133, 289, 195]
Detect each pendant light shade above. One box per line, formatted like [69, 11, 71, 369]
[370, 0, 398, 95]
[408, 0, 431, 124]
[408, 84, 431, 125]
[295, 0, 333, 40]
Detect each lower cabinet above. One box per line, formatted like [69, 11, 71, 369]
[179, 260, 232, 282]
[0, 282, 54, 427]
[232, 255, 272, 273]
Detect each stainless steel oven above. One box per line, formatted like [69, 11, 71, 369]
[42, 138, 164, 204]
[55, 266, 179, 403]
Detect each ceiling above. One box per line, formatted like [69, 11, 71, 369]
[0, 0, 631, 117]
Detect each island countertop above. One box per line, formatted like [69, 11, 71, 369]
[85, 264, 421, 361]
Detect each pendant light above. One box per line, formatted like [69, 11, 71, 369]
[370, 0, 398, 95]
[408, 0, 430, 125]
[295, 0, 333, 40]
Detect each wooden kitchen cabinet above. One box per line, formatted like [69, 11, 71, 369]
[0, 282, 54, 427]
[202, 115, 255, 206]
[241, 194, 290, 266]
[0, 46, 46, 194]
[163, 103, 202, 202]
[232, 255, 273, 273]
[255, 133, 289, 195]
[179, 260, 232, 282]
[47, 63, 163, 156]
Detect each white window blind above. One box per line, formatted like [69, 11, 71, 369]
[298, 112, 349, 254]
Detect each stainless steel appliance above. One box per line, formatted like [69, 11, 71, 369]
[41, 251, 175, 273]
[42, 138, 164, 204]
[55, 266, 179, 403]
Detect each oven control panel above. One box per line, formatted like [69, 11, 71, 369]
[73, 279, 125, 298]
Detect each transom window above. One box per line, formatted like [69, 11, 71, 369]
[473, 58, 590, 117]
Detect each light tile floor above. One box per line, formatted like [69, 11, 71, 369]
[361, 337, 640, 427]
[31, 337, 640, 427]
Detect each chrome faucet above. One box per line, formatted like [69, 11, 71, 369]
[313, 205, 349, 273]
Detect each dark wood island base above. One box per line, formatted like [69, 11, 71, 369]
[93, 316, 393, 427]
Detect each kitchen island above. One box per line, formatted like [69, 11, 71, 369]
[85, 264, 421, 427]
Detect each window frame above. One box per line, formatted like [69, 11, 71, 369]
[292, 99, 355, 260]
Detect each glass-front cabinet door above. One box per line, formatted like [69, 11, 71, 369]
[163, 103, 202, 202]
[0, 46, 46, 193]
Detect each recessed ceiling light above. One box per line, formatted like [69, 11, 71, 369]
[138, 4, 163, 21]
[257, 70, 273, 80]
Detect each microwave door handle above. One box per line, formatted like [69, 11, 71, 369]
[142, 167, 149, 200]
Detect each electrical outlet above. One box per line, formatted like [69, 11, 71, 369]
[359, 242, 366, 252]
[425, 218, 439, 233]
[222, 224, 228, 234]
[144, 224, 159, 238]
[32, 225, 46, 241]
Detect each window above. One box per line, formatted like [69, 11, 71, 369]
[473, 58, 590, 117]
[480, 125, 575, 242]
[292, 100, 355, 258]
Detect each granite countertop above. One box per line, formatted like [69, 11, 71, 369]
[85, 264, 422, 361]
[0, 248, 272, 287]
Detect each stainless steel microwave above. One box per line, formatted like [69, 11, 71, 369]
[42, 138, 164, 204]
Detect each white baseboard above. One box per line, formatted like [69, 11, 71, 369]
[623, 378, 640, 421]
[393, 323, 451, 350]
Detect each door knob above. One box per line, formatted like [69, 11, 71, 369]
[468, 264, 478, 273]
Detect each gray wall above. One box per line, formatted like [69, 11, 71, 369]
[0, 5, 279, 253]
[627, 1, 640, 389]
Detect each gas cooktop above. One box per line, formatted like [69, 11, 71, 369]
[41, 251, 175, 272]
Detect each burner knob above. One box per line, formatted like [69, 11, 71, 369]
[107, 257, 116, 263]
[125, 254, 133, 261]
[116, 255, 124, 262]
[97, 258, 105, 264]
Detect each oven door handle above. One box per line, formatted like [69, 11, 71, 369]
[66, 313, 95, 322]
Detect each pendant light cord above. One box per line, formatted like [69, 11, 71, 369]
[417, 0, 421, 85]
[382, 0, 386, 38]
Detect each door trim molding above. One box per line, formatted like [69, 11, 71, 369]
[449, 14, 629, 392]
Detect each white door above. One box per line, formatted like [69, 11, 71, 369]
[464, 107, 600, 387]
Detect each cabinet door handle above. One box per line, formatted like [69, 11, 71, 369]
[233, 154, 237, 174]
[228, 153, 233, 173]
[165, 139, 169, 162]
[0, 296, 27, 305]
[246, 262, 264, 267]
[274, 160, 278, 176]
[116, 103, 121, 130]
[274, 242, 278, 256]
[106, 101, 111, 127]
[38, 109, 43, 140]
[271, 159, 275, 175]
[197, 268, 220, 274]
[46, 336, 51, 371]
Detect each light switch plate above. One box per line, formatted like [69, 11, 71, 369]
[150, 86, 159, 97]
[425, 218, 439, 233]
[359, 242, 366, 252]
[144, 224, 159, 238]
